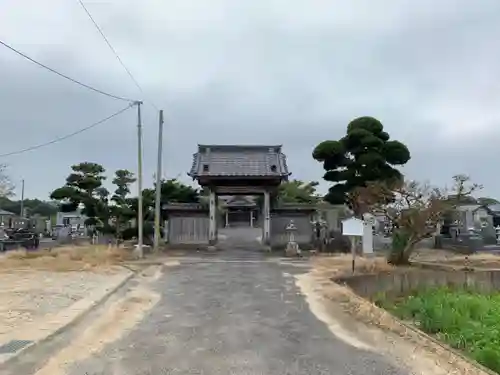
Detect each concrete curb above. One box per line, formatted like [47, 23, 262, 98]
[0, 270, 135, 367]
[333, 281, 496, 375]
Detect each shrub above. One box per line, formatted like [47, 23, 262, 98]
[387, 230, 411, 265]
[380, 287, 500, 373]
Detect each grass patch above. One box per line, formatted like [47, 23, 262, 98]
[0, 245, 135, 272]
[312, 254, 396, 277]
[377, 287, 500, 373]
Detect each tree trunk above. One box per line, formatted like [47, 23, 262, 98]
[387, 231, 416, 265]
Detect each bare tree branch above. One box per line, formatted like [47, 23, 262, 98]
[0, 164, 15, 198]
[347, 175, 478, 264]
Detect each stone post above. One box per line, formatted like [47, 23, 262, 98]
[263, 190, 271, 245]
[225, 210, 229, 228]
[362, 213, 374, 255]
[464, 209, 474, 232]
[209, 188, 217, 245]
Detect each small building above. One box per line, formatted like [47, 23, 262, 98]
[0, 209, 28, 229]
[450, 204, 491, 233]
[0, 209, 15, 226]
[220, 195, 258, 227]
[56, 210, 87, 232]
[486, 204, 500, 227]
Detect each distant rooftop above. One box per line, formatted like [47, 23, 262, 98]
[455, 204, 483, 212]
[188, 144, 290, 179]
[488, 204, 500, 213]
[0, 209, 15, 216]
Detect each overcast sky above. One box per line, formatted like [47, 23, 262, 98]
[1, 0, 500, 200]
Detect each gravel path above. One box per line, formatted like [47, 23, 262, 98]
[64, 259, 409, 375]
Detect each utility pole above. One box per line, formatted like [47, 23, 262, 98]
[20, 179, 25, 217]
[154, 110, 164, 253]
[135, 101, 144, 258]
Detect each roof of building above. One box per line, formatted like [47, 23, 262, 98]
[272, 203, 317, 212]
[162, 203, 207, 212]
[0, 209, 15, 216]
[188, 144, 290, 179]
[455, 204, 484, 212]
[222, 196, 257, 207]
[487, 204, 500, 213]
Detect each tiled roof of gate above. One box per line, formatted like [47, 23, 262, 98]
[188, 145, 290, 178]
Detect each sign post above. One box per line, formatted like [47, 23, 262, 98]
[341, 217, 364, 274]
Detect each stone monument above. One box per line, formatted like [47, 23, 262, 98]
[285, 220, 301, 257]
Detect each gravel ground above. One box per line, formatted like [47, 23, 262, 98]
[0, 270, 125, 336]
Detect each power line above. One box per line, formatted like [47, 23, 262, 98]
[0, 39, 135, 103]
[0, 103, 134, 158]
[77, 0, 159, 110]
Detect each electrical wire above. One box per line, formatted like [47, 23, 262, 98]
[0, 39, 135, 103]
[77, 0, 160, 110]
[0, 103, 134, 158]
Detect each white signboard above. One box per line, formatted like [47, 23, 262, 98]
[341, 217, 363, 236]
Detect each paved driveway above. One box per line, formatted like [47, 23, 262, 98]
[64, 258, 408, 375]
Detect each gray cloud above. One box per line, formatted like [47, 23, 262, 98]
[1, 0, 500, 199]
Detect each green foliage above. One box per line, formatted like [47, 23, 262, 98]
[124, 188, 156, 222]
[277, 180, 320, 204]
[379, 287, 500, 373]
[253, 180, 320, 208]
[50, 162, 109, 227]
[50, 161, 200, 238]
[160, 179, 200, 204]
[123, 179, 200, 222]
[0, 197, 58, 217]
[122, 222, 156, 243]
[312, 116, 410, 206]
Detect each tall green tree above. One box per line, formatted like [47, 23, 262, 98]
[50, 162, 109, 227]
[313, 116, 410, 209]
[121, 179, 199, 241]
[110, 169, 136, 238]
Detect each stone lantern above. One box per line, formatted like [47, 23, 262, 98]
[285, 220, 301, 257]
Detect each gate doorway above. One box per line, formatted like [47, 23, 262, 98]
[187, 144, 290, 250]
[220, 195, 259, 228]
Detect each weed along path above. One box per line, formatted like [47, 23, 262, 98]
[379, 287, 500, 374]
[19, 258, 414, 375]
